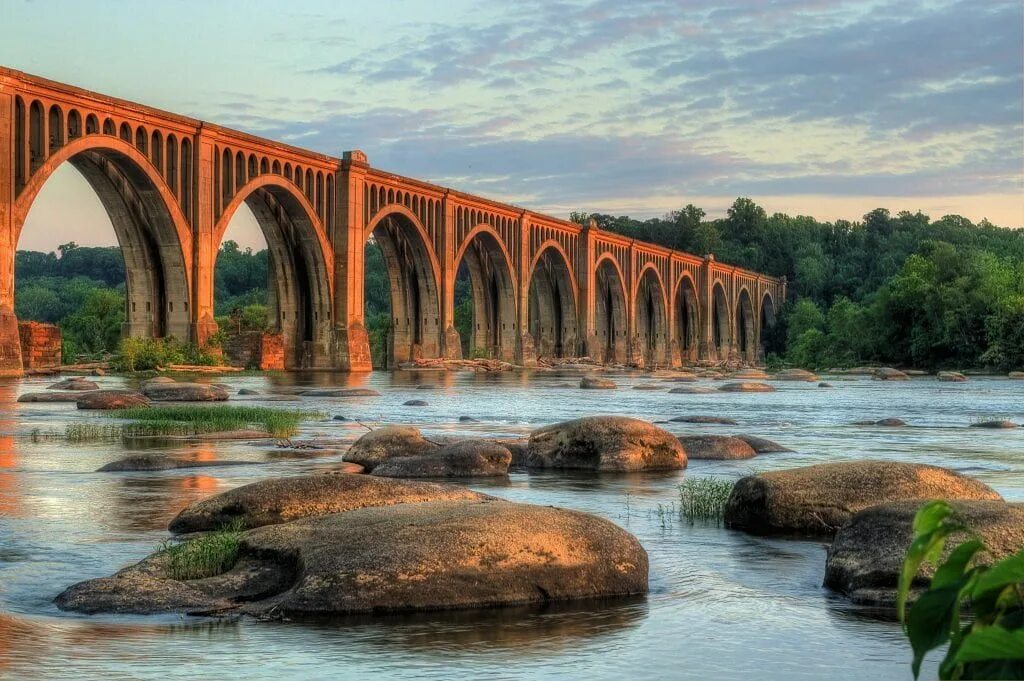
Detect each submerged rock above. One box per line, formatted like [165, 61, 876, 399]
[527, 416, 686, 472]
[48, 377, 99, 391]
[854, 417, 907, 427]
[296, 388, 381, 398]
[76, 390, 151, 410]
[372, 441, 512, 478]
[579, 376, 617, 389]
[141, 382, 229, 402]
[343, 426, 438, 471]
[403, 399, 428, 406]
[237, 388, 261, 396]
[677, 435, 756, 460]
[56, 499, 648, 617]
[824, 501, 1024, 607]
[168, 473, 487, 534]
[724, 461, 1001, 537]
[969, 420, 1018, 429]
[98, 455, 254, 472]
[458, 415, 479, 423]
[718, 382, 776, 393]
[668, 386, 717, 394]
[670, 415, 737, 425]
[733, 435, 792, 453]
[18, 391, 83, 403]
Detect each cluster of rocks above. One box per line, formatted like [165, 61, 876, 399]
[55, 474, 648, 618]
[18, 376, 232, 410]
[722, 460, 1022, 607]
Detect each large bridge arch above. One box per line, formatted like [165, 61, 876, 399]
[527, 240, 580, 360]
[366, 205, 442, 365]
[709, 280, 732, 362]
[633, 264, 669, 367]
[673, 272, 700, 365]
[735, 287, 756, 363]
[454, 224, 517, 360]
[593, 253, 628, 363]
[214, 175, 334, 369]
[10, 134, 193, 340]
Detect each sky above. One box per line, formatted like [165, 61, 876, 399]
[3, 0, 1022, 251]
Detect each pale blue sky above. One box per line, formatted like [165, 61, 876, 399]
[3, 0, 1021, 251]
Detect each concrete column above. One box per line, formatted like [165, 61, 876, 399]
[192, 131, 218, 346]
[0, 90, 22, 376]
[625, 242, 641, 366]
[440, 193, 461, 359]
[332, 150, 371, 371]
[698, 255, 715, 362]
[515, 211, 536, 365]
[578, 221, 598, 358]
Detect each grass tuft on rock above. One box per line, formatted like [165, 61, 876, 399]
[109, 405, 323, 438]
[678, 477, 735, 523]
[161, 519, 245, 581]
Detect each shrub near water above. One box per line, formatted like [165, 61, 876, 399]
[161, 519, 245, 581]
[678, 477, 735, 523]
[110, 405, 322, 438]
[114, 336, 222, 372]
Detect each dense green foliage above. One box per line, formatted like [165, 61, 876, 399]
[113, 336, 221, 372]
[573, 200, 1023, 370]
[214, 240, 269, 315]
[898, 501, 1024, 679]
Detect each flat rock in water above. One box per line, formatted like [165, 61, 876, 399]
[56, 499, 648, 617]
[731, 369, 769, 379]
[872, 367, 909, 381]
[1009, 371, 1024, 379]
[458, 416, 479, 423]
[970, 420, 1018, 429]
[579, 376, 617, 389]
[724, 461, 1001, 537]
[733, 435, 792, 453]
[824, 501, 1024, 607]
[677, 435, 756, 460]
[527, 416, 686, 472]
[403, 399, 428, 406]
[668, 386, 717, 394]
[371, 441, 512, 478]
[48, 378, 99, 391]
[670, 415, 737, 425]
[772, 369, 818, 382]
[297, 388, 381, 398]
[98, 455, 254, 472]
[77, 390, 151, 410]
[343, 426, 439, 471]
[168, 473, 488, 533]
[18, 391, 83, 403]
[937, 371, 967, 382]
[237, 388, 261, 395]
[718, 382, 775, 393]
[141, 382, 229, 402]
[853, 417, 907, 427]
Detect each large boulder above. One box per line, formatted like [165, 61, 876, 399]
[724, 461, 1001, 537]
[718, 382, 775, 393]
[579, 376, 616, 389]
[76, 390, 151, 410]
[141, 382, 229, 402]
[824, 501, 1024, 606]
[372, 441, 512, 478]
[527, 416, 686, 472]
[733, 435, 792, 453]
[772, 368, 818, 382]
[168, 473, 487, 533]
[343, 426, 438, 471]
[678, 435, 756, 460]
[873, 367, 909, 381]
[48, 377, 99, 391]
[56, 499, 649, 617]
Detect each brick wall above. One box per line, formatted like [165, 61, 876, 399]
[259, 333, 285, 370]
[18, 322, 61, 369]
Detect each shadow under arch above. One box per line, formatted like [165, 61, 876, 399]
[454, 224, 517, 361]
[593, 254, 628, 363]
[736, 287, 756, 363]
[214, 176, 334, 369]
[367, 207, 442, 364]
[710, 280, 732, 362]
[527, 241, 580, 359]
[13, 136, 193, 339]
[633, 264, 669, 368]
[759, 290, 778, 361]
[673, 272, 700, 365]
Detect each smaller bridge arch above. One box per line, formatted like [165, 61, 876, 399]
[453, 223, 518, 360]
[527, 240, 580, 360]
[633, 263, 669, 367]
[593, 253, 629, 363]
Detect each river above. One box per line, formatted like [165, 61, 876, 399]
[1, 370, 1021, 679]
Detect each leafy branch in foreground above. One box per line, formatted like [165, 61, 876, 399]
[898, 500, 1024, 679]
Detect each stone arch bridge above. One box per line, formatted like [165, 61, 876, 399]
[0, 68, 785, 375]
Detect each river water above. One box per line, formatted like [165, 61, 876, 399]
[0, 370, 1021, 680]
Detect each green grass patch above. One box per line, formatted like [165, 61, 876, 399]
[65, 423, 123, 442]
[678, 477, 735, 523]
[109, 405, 323, 438]
[160, 519, 245, 581]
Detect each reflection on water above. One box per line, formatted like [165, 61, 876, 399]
[0, 371, 1021, 679]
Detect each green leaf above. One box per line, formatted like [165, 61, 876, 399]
[972, 551, 1024, 599]
[933, 539, 984, 589]
[901, 528, 950, 622]
[953, 627, 1024, 663]
[906, 582, 965, 678]
[914, 500, 954, 534]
